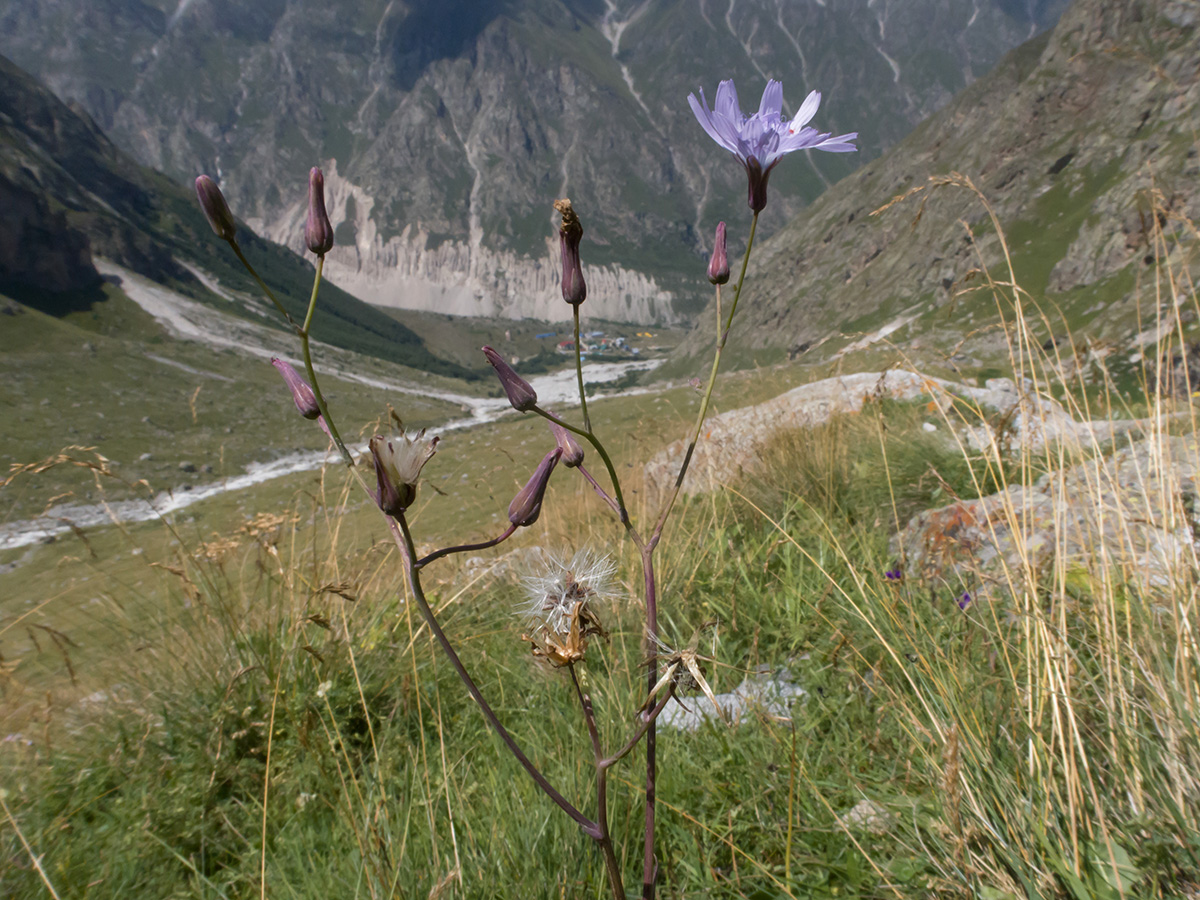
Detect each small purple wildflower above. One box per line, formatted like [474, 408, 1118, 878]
[958, 591, 973, 610]
[884, 568, 903, 582]
[687, 80, 857, 212]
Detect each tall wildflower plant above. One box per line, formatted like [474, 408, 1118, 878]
[195, 81, 855, 898]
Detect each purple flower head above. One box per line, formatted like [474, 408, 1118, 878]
[305, 167, 334, 256]
[509, 448, 561, 527]
[707, 221, 730, 285]
[958, 591, 973, 610]
[884, 568, 903, 582]
[688, 80, 857, 212]
[195, 175, 237, 242]
[482, 345, 538, 412]
[554, 198, 586, 305]
[270, 357, 321, 419]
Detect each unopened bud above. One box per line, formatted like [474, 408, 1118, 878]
[305, 167, 334, 256]
[195, 175, 237, 242]
[547, 416, 584, 467]
[554, 198, 586, 305]
[482, 345, 538, 412]
[707, 221, 729, 285]
[271, 357, 321, 419]
[509, 448, 561, 527]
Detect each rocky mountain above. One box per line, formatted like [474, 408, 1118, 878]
[0, 53, 470, 378]
[0, 0, 1067, 324]
[670, 0, 1200, 374]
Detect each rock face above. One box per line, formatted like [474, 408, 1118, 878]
[0, 54, 464, 375]
[897, 435, 1200, 597]
[672, 0, 1200, 368]
[0, 0, 1066, 323]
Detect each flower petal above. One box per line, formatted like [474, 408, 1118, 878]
[688, 90, 739, 154]
[791, 90, 821, 130]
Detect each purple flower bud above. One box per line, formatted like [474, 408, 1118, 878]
[369, 431, 439, 517]
[547, 416, 584, 468]
[270, 357, 321, 419]
[195, 175, 237, 242]
[554, 198, 586, 306]
[707, 221, 730, 285]
[304, 167, 334, 256]
[482, 345, 538, 412]
[509, 448, 561, 527]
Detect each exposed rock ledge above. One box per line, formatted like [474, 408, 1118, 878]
[644, 370, 1167, 501]
[251, 161, 678, 326]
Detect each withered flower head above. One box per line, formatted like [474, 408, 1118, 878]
[508, 448, 560, 527]
[520, 549, 616, 668]
[482, 345, 538, 412]
[369, 431, 438, 517]
[644, 622, 726, 722]
[554, 198, 586, 306]
[195, 175, 237, 242]
[304, 167, 334, 256]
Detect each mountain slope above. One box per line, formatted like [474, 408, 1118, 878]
[0, 0, 1066, 323]
[672, 0, 1200, 373]
[0, 54, 472, 379]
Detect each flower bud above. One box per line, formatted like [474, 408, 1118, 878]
[305, 167, 334, 256]
[509, 448, 561, 527]
[270, 357, 321, 419]
[482, 346, 538, 412]
[554, 198, 586, 305]
[707, 221, 729, 285]
[369, 431, 439, 517]
[546, 416, 584, 467]
[195, 175, 237, 242]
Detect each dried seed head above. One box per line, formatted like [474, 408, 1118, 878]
[520, 549, 616, 667]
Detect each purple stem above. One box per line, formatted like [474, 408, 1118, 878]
[570, 667, 626, 900]
[415, 523, 518, 570]
[390, 515, 600, 839]
[577, 464, 622, 518]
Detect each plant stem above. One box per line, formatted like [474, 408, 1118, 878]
[299, 256, 353, 466]
[650, 210, 760, 545]
[571, 667, 626, 900]
[416, 523, 519, 570]
[641, 545, 659, 900]
[573, 305, 591, 432]
[229, 239, 298, 329]
[534, 408, 634, 531]
[601, 686, 674, 770]
[389, 514, 600, 839]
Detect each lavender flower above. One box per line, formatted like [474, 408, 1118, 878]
[304, 167, 334, 256]
[707, 221, 730, 285]
[688, 80, 857, 212]
[884, 568, 903, 582]
[958, 591, 973, 610]
[270, 357, 321, 419]
[195, 175, 237, 242]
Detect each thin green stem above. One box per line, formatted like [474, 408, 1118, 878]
[650, 210, 760, 546]
[570, 667, 626, 900]
[573, 305, 591, 431]
[229, 239, 298, 329]
[297, 256, 353, 466]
